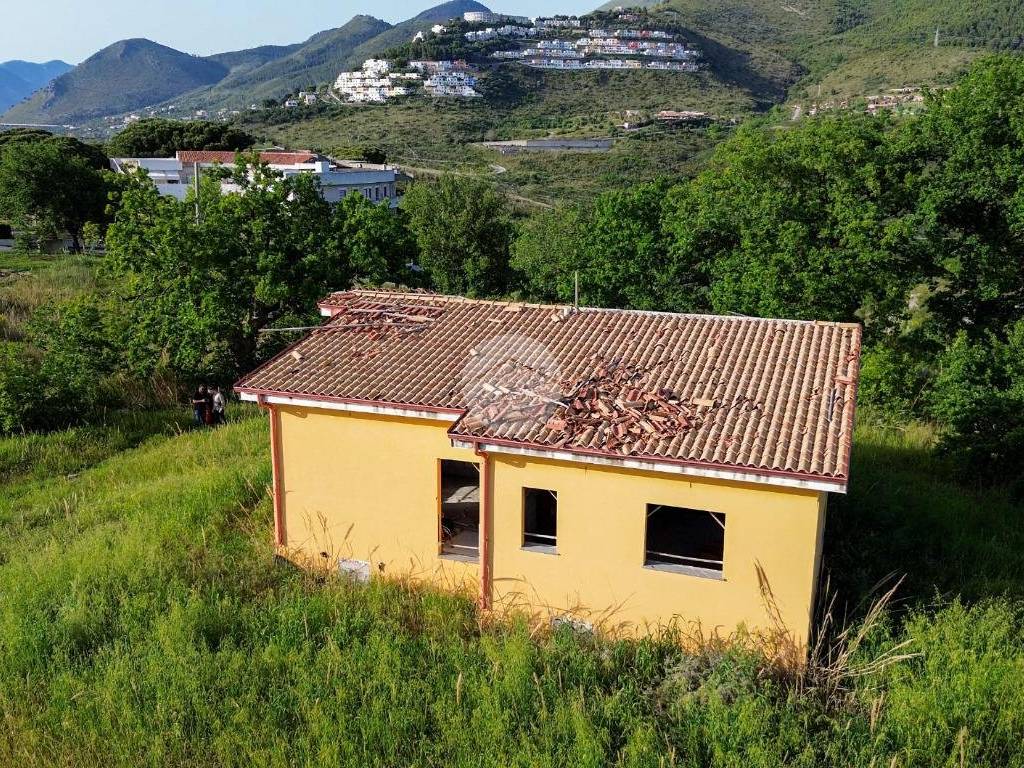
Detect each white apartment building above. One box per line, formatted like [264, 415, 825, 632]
[111, 151, 399, 206]
[463, 11, 530, 24]
[334, 60, 417, 103]
[422, 69, 480, 98]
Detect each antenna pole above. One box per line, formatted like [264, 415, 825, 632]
[194, 161, 201, 224]
[574, 271, 579, 311]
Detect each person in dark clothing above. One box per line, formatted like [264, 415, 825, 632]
[203, 386, 215, 426]
[191, 385, 208, 427]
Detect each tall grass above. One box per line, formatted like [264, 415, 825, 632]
[0, 413, 1021, 766]
[0, 255, 99, 341]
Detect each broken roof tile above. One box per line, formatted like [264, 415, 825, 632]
[236, 290, 862, 486]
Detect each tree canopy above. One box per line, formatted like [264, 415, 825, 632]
[401, 175, 513, 297]
[106, 119, 257, 158]
[0, 138, 109, 251]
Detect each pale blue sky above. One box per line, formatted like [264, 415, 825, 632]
[1, 0, 596, 64]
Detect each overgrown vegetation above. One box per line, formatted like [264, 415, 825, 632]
[106, 119, 256, 158]
[0, 409, 1021, 766]
[0, 41, 1023, 765]
[4, 55, 1024, 476]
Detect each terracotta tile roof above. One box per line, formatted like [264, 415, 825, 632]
[176, 150, 319, 165]
[236, 290, 862, 489]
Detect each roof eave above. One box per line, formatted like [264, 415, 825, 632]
[236, 389, 462, 422]
[450, 434, 847, 494]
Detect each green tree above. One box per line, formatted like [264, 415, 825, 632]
[0, 343, 41, 433]
[104, 160, 347, 383]
[0, 139, 109, 252]
[664, 115, 922, 334]
[27, 296, 119, 424]
[902, 57, 1024, 338]
[511, 204, 584, 302]
[106, 119, 256, 158]
[0, 128, 108, 169]
[512, 184, 706, 312]
[333, 193, 417, 286]
[929, 319, 1024, 479]
[577, 181, 698, 311]
[401, 175, 513, 297]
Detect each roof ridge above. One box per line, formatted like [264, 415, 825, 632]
[328, 290, 861, 330]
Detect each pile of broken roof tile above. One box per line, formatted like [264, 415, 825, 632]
[461, 357, 719, 456]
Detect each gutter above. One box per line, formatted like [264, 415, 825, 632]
[474, 445, 493, 610]
[237, 389, 461, 422]
[256, 394, 286, 547]
[450, 432, 847, 495]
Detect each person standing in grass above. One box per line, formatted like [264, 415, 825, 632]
[203, 386, 215, 426]
[212, 386, 227, 425]
[191, 385, 209, 427]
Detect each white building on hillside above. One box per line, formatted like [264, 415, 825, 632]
[464, 10, 530, 24]
[111, 151, 399, 205]
[423, 70, 480, 98]
[334, 59, 418, 103]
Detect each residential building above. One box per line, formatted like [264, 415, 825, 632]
[235, 291, 862, 648]
[464, 10, 530, 24]
[110, 151, 398, 205]
[409, 59, 469, 74]
[424, 71, 480, 98]
[334, 60, 415, 103]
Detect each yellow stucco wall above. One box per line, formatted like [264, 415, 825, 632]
[275, 405, 827, 647]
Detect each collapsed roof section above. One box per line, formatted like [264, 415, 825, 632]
[235, 290, 862, 492]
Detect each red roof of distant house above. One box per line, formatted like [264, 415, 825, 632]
[176, 150, 319, 165]
[236, 291, 862, 491]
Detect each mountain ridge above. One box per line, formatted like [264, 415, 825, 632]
[0, 1, 491, 124]
[0, 59, 73, 114]
[3, 39, 228, 124]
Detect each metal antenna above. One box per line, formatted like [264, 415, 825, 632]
[574, 271, 579, 311]
[194, 161, 201, 224]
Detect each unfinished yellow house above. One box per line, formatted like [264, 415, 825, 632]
[236, 290, 861, 648]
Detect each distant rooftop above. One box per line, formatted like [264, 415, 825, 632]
[175, 150, 319, 165]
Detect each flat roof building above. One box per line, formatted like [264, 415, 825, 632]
[111, 151, 399, 205]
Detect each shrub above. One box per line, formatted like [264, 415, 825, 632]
[0, 342, 41, 433]
[929, 320, 1024, 480]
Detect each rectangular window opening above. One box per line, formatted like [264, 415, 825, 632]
[644, 504, 724, 577]
[440, 460, 480, 561]
[523, 487, 557, 553]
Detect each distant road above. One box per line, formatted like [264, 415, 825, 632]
[0, 122, 74, 130]
[397, 163, 553, 209]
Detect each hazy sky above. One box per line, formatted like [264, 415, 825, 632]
[1, 0, 596, 64]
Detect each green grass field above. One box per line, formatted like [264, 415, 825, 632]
[0, 253, 99, 342]
[0, 405, 1021, 766]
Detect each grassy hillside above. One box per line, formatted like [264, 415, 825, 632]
[205, 44, 302, 73]
[242, 66, 745, 204]
[3, 40, 227, 124]
[240, 59, 772, 201]
[0, 407, 1021, 765]
[646, 0, 1024, 97]
[0, 254, 98, 342]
